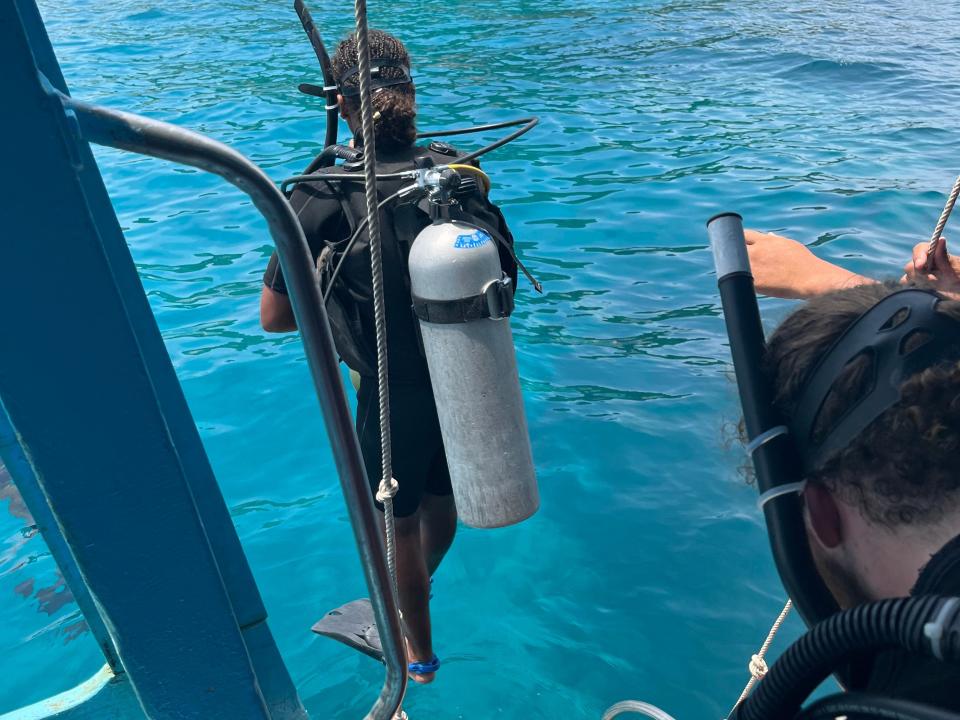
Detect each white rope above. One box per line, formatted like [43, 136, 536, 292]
[351, 0, 406, 714]
[725, 598, 792, 719]
[756, 481, 805, 511]
[927, 174, 960, 256]
[351, 0, 398, 594]
[602, 600, 792, 720]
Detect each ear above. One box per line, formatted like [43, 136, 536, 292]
[337, 94, 348, 121]
[803, 482, 843, 549]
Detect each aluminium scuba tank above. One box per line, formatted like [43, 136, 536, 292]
[408, 215, 539, 528]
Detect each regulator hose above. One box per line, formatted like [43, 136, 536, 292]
[281, 117, 538, 195]
[416, 117, 537, 139]
[734, 596, 960, 720]
[281, 145, 363, 195]
[452, 117, 538, 166]
[796, 692, 960, 720]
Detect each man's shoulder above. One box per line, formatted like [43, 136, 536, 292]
[865, 537, 960, 712]
[868, 650, 960, 712]
[288, 173, 344, 209]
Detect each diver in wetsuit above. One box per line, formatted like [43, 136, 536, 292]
[260, 29, 518, 684]
[758, 280, 960, 710]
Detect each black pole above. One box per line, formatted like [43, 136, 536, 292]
[294, 0, 339, 154]
[707, 213, 838, 630]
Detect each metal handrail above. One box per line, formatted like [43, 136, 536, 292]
[55, 87, 408, 720]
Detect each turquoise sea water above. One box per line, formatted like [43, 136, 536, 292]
[4, 0, 960, 716]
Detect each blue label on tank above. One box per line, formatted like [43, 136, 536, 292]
[453, 229, 491, 249]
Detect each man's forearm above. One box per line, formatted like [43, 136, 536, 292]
[800, 260, 875, 299]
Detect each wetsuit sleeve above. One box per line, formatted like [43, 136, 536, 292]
[263, 184, 344, 295]
[263, 252, 287, 294]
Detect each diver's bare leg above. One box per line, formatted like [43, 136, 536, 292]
[392, 513, 436, 684]
[419, 492, 457, 576]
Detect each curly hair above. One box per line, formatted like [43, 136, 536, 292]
[331, 29, 416, 152]
[765, 281, 960, 528]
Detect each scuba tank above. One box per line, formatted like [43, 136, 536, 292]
[407, 172, 539, 528]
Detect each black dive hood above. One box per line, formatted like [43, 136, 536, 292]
[707, 212, 839, 630]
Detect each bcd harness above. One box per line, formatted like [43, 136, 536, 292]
[303, 142, 528, 378]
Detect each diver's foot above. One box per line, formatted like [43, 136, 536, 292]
[405, 638, 438, 684]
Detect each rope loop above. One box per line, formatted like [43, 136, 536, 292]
[376, 477, 399, 503]
[725, 598, 792, 719]
[748, 654, 768, 680]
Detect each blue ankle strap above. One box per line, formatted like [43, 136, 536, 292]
[408, 655, 441, 675]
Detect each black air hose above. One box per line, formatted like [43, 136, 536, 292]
[796, 692, 960, 720]
[735, 596, 960, 720]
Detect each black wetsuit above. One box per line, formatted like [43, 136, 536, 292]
[264, 143, 516, 517]
[856, 533, 960, 710]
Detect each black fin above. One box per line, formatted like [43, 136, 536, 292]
[311, 598, 384, 662]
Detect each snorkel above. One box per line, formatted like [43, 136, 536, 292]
[707, 212, 839, 630]
[294, 0, 339, 162]
[287, 0, 538, 193]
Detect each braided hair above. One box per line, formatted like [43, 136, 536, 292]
[332, 29, 417, 152]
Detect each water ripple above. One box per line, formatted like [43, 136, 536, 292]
[5, 0, 960, 715]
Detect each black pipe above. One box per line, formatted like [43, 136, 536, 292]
[282, 144, 364, 195]
[415, 117, 536, 139]
[454, 117, 538, 165]
[797, 692, 960, 720]
[734, 595, 960, 720]
[280, 117, 539, 197]
[707, 212, 838, 631]
[294, 0, 339, 153]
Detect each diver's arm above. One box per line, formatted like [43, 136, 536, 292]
[260, 285, 297, 332]
[744, 230, 874, 299]
[258, 185, 341, 332]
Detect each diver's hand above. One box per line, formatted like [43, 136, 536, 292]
[902, 237, 960, 292]
[744, 230, 872, 299]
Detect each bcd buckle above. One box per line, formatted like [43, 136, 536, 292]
[483, 276, 514, 320]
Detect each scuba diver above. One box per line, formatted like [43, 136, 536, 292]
[260, 29, 521, 684]
[699, 214, 960, 719]
[759, 281, 960, 710]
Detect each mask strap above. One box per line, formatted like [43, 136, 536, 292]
[745, 425, 788, 455]
[757, 481, 807, 511]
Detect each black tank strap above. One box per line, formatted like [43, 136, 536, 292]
[328, 180, 358, 250]
[389, 200, 429, 282]
[412, 277, 514, 324]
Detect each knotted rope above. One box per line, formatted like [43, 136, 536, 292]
[725, 598, 792, 719]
